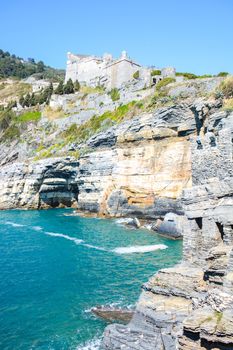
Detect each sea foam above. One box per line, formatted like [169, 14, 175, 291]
[32, 226, 43, 231]
[76, 337, 102, 350]
[113, 244, 168, 254]
[82, 243, 107, 252]
[44, 232, 83, 245]
[5, 221, 25, 227]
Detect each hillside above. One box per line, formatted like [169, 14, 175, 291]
[0, 49, 65, 81]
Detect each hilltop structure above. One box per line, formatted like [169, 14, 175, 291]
[65, 50, 176, 89]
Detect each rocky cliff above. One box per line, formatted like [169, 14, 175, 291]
[0, 97, 222, 216]
[103, 101, 233, 349]
[0, 158, 78, 209]
[1, 73, 233, 349]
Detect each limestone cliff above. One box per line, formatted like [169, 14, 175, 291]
[0, 98, 221, 215]
[103, 101, 233, 349]
[0, 158, 78, 209]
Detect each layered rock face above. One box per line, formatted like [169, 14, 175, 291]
[0, 158, 79, 209]
[103, 110, 233, 349]
[77, 100, 221, 218]
[0, 98, 224, 221]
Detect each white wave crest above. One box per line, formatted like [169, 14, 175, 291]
[76, 338, 102, 350]
[44, 232, 83, 245]
[43, 231, 107, 251]
[5, 221, 25, 227]
[113, 244, 168, 254]
[32, 226, 43, 231]
[82, 243, 107, 252]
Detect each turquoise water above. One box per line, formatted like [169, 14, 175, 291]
[0, 209, 182, 350]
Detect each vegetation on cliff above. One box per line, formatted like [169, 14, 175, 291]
[0, 49, 64, 81]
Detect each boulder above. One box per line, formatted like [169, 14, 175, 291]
[116, 217, 141, 229]
[153, 212, 186, 238]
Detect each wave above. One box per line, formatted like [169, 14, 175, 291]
[31, 226, 43, 231]
[113, 244, 168, 254]
[81, 243, 107, 252]
[44, 232, 83, 245]
[41, 230, 167, 255]
[5, 221, 25, 227]
[76, 337, 102, 350]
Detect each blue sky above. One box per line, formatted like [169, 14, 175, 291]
[1, 0, 232, 74]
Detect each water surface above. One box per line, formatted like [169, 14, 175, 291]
[0, 209, 182, 349]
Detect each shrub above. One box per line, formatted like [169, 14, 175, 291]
[0, 109, 15, 130]
[219, 77, 233, 98]
[2, 125, 20, 141]
[156, 77, 175, 91]
[217, 72, 229, 77]
[176, 72, 214, 79]
[74, 80, 80, 92]
[198, 74, 213, 79]
[151, 69, 161, 76]
[176, 72, 198, 79]
[109, 88, 120, 101]
[133, 70, 139, 79]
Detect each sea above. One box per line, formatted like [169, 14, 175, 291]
[0, 209, 182, 350]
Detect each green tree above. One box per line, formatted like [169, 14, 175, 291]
[37, 60, 45, 73]
[74, 80, 80, 92]
[63, 79, 74, 94]
[217, 72, 229, 77]
[55, 81, 64, 95]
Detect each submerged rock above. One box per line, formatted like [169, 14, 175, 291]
[91, 306, 134, 323]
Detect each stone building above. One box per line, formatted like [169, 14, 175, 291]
[65, 50, 175, 89]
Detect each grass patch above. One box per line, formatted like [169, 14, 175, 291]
[0, 81, 31, 102]
[43, 106, 64, 120]
[17, 111, 41, 123]
[34, 142, 80, 160]
[219, 77, 233, 98]
[62, 101, 142, 144]
[80, 85, 105, 95]
[223, 98, 233, 111]
[156, 77, 176, 91]
[214, 311, 223, 324]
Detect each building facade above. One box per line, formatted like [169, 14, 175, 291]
[65, 51, 175, 89]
